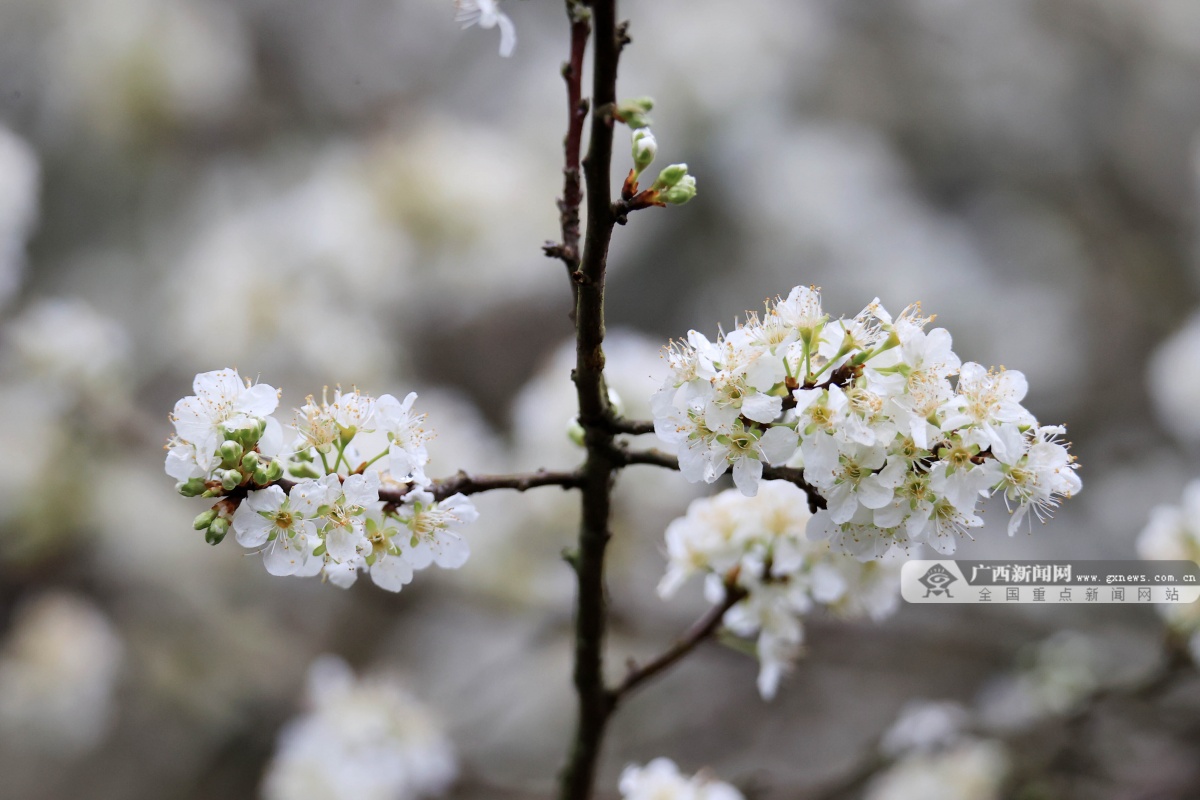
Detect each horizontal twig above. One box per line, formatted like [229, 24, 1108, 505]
[614, 447, 827, 510]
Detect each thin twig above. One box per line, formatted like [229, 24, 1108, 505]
[614, 447, 827, 511]
[210, 468, 582, 512]
[611, 586, 747, 703]
[544, 1, 591, 275]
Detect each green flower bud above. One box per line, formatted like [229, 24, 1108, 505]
[631, 129, 657, 176]
[193, 509, 218, 530]
[663, 174, 697, 205]
[265, 459, 284, 482]
[289, 461, 320, 479]
[220, 469, 243, 492]
[241, 451, 262, 473]
[616, 96, 654, 129]
[567, 417, 586, 448]
[219, 440, 244, 469]
[206, 517, 229, 545]
[177, 478, 207, 497]
[652, 163, 689, 190]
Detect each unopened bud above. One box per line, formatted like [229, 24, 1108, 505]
[220, 469, 243, 492]
[289, 461, 320, 479]
[652, 163, 688, 190]
[663, 174, 697, 205]
[241, 451, 262, 473]
[265, 459, 284, 482]
[193, 509, 218, 530]
[177, 477, 207, 497]
[631, 129, 657, 175]
[567, 417, 586, 448]
[219, 440, 244, 468]
[206, 517, 229, 545]
[616, 96, 654, 129]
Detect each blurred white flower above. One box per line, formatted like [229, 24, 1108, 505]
[1137, 480, 1200, 659]
[880, 700, 971, 757]
[164, 147, 410, 381]
[619, 758, 743, 800]
[976, 631, 1099, 731]
[1149, 312, 1200, 444]
[0, 592, 124, 755]
[6, 296, 130, 389]
[866, 739, 1008, 800]
[43, 0, 252, 140]
[454, 0, 516, 58]
[0, 126, 39, 308]
[262, 656, 456, 800]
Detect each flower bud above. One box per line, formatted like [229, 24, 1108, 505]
[616, 96, 654, 129]
[265, 459, 284, 482]
[652, 163, 689, 190]
[567, 417, 586, 448]
[241, 451, 262, 473]
[220, 469, 243, 492]
[219, 440, 244, 468]
[177, 477, 207, 497]
[663, 174, 697, 205]
[289, 461, 320, 479]
[631, 129, 657, 176]
[206, 517, 229, 545]
[193, 509, 218, 530]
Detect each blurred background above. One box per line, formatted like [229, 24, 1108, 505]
[1, 0, 1199, 797]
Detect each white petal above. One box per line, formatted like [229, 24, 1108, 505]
[758, 425, 798, 465]
[741, 392, 783, 424]
[264, 536, 305, 576]
[732, 456, 762, 497]
[431, 532, 471, 569]
[370, 555, 414, 592]
[325, 527, 363, 562]
[496, 11, 516, 57]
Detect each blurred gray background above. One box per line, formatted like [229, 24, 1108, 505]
[1, 0, 1199, 797]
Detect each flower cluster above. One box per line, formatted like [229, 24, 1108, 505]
[1137, 480, 1200, 663]
[652, 286, 1081, 559]
[262, 656, 457, 800]
[619, 758, 743, 800]
[165, 369, 477, 592]
[658, 480, 901, 699]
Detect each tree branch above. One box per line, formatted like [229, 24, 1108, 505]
[213, 468, 582, 511]
[611, 586, 746, 703]
[613, 447, 828, 511]
[544, 1, 591, 274]
[607, 417, 655, 435]
[559, 0, 623, 797]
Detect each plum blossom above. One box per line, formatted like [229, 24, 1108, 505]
[619, 758, 743, 800]
[652, 287, 1080, 558]
[659, 481, 903, 698]
[166, 370, 474, 593]
[454, 0, 516, 58]
[262, 656, 456, 800]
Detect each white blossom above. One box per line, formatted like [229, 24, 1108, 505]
[658, 481, 903, 698]
[262, 656, 456, 800]
[0, 593, 124, 755]
[454, 0, 516, 58]
[619, 758, 743, 800]
[652, 287, 1080, 556]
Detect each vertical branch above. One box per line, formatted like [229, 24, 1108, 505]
[559, 1, 622, 799]
[544, 2, 591, 275]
